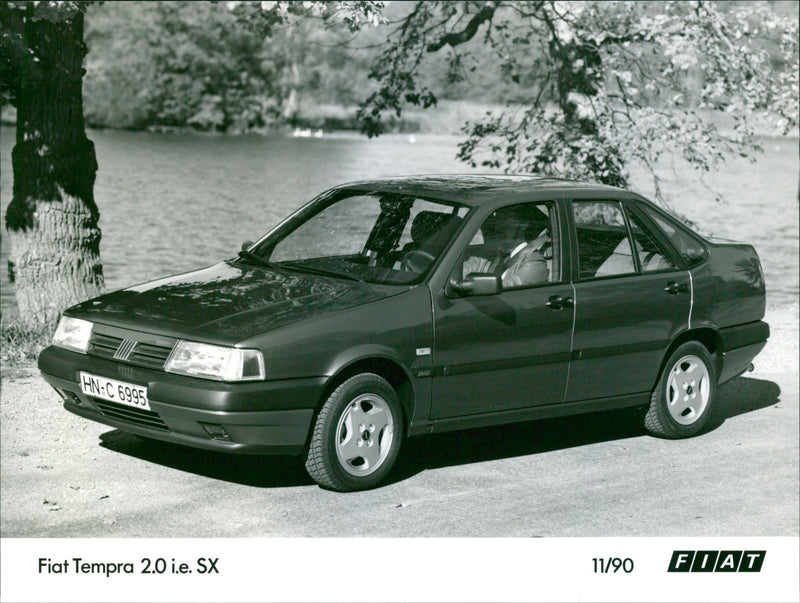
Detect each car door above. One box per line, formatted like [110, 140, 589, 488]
[430, 200, 574, 419]
[566, 199, 690, 402]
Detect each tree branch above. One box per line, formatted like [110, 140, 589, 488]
[426, 1, 499, 52]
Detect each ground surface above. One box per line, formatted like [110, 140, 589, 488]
[1, 305, 797, 538]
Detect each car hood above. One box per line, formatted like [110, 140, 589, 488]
[68, 261, 403, 343]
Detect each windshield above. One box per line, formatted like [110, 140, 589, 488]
[249, 190, 471, 285]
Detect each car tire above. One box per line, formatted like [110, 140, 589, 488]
[305, 373, 403, 491]
[645, 341, 717, 438]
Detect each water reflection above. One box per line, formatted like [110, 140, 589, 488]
[734, 256, 764, 288]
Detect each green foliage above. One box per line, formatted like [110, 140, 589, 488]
[84, 2, 271, 131]
[47, 1, 538, 133]
[82, 1, 385, 132]
[358, 1, 799, 208]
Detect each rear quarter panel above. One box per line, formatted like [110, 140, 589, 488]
[691, 240, 766, 329]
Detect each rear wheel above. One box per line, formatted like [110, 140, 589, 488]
[305, 373, 403, 491]
[645, 342, 717, 438]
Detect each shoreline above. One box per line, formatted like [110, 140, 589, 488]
[4, 103, 797, 139]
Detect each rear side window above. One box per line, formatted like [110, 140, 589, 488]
[572, 201, 636, 279]
[639, 206, 708, 267]
[626, 210, 677, 272]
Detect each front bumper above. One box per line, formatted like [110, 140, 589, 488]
[39, 345, 325, 455]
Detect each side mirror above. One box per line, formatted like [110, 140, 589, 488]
[241, 240, 254, 251]
[446, 273, 501, 298]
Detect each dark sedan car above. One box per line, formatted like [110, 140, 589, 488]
[39, 175, 769, 491]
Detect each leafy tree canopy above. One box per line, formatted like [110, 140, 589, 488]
[357, 1, 799, 210]
[77, 0, 384, 131]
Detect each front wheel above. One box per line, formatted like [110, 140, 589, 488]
[305, 373, 403, 491]
[645, 342, 717, 438]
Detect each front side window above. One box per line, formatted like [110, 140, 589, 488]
[256, 191, 469, 285]
[460, 201, 559, 289]
[573, 200, 636, 279]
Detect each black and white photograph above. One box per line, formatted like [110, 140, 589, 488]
[1, 1, 798, 601]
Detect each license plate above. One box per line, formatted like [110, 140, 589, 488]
[79, 372, 150, 411]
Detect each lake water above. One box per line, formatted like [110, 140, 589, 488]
[1, 127, 797, 318]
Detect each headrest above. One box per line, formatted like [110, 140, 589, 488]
[411, 211, 458, 243]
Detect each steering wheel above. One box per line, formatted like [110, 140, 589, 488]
[401, 249, 436, 273]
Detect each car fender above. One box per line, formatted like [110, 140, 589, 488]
[324, 343, 409, 378]
[320, 344, 426, 428]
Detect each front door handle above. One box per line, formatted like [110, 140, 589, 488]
[546, 295, 573, 310]
[664, 281, 688, 295]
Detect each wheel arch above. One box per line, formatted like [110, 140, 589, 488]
[655, 327, 723, 389]
[317, 356, 415, 436]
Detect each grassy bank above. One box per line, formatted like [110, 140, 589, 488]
[7, 100, 792, 138]
[1, 318, 54, 367]
[4, 100, 506, 135]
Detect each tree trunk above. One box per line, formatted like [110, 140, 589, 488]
[5, 5, 104, 329]
[281, 25, 301, 122]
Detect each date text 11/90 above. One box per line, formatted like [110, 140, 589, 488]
[593, 557, 634, 573]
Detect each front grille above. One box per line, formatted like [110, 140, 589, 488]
[127, 342, 173, 369]
[87, 332, 173, 370]
[91, 398, 169, 431]
[88, 333, 123, 359]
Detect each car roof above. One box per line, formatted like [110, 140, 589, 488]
[336, 174, 639, 206]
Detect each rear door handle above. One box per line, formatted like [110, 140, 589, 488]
[664, 281, 688, 294]
[546, 295, 573, 310]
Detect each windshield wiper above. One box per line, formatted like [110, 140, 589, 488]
[280, 262, 363, 282]
[236, 249, 277, 269]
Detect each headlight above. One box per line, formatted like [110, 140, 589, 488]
[165, 341, 265, 382]
[52, 316, 93, 353]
